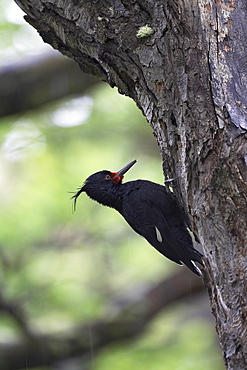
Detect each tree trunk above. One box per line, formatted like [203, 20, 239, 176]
[14, 1, 247, 368]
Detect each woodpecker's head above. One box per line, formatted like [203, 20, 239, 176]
[71, 159, 137, 210]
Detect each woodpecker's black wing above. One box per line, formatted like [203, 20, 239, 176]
[120, 180, 203, 275]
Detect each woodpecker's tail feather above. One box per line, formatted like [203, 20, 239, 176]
[182, 249, 204, 276]
[187, 260, 203, 276]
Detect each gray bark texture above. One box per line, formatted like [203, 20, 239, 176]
[14, 1, 247, 369]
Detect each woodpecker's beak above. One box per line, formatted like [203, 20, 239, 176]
[116, 159, 137, 177]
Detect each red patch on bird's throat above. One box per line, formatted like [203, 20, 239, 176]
[111, 171, 124, 184]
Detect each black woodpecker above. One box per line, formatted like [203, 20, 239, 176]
[72, 160, 204, 276]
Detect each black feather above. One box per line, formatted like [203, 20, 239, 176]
[72, 170, 204, 276]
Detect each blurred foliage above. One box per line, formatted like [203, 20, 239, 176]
[96, 314, 223, 370]
[0, 84, 166, 329]
[0, 1, 224, 369]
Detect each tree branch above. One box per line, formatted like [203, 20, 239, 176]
[0, 269, 204, 369]
[0, 51, 98, 118]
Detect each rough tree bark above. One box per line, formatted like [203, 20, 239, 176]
[14, 1, 247, 369]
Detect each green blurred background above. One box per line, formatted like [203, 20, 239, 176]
[0, 1, 224, 369]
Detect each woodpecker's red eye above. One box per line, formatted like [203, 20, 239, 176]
[105, 175, 111, 180]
